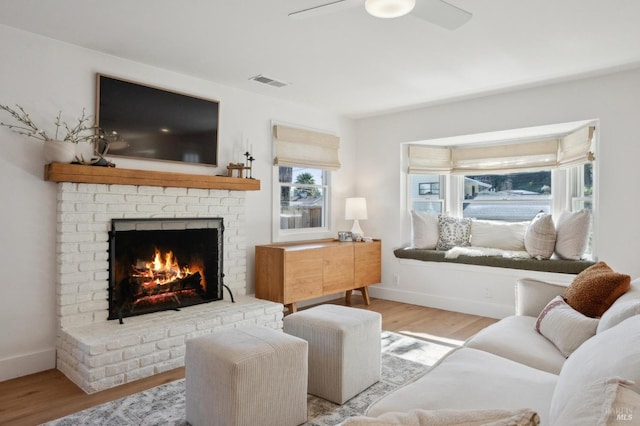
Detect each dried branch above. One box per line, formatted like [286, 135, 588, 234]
[0, 104, 100, 144]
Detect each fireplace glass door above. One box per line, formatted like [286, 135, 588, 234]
[108, 218, 224, 321]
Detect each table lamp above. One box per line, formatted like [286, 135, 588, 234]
[345, 197, 368, 239]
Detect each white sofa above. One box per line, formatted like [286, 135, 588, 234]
[357, 277, 640, 425]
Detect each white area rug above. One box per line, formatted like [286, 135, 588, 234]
[43, 331, 455, 426]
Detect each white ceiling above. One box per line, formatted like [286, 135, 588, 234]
[2, 0, 640, 118]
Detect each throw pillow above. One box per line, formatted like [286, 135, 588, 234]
[550, 377, 640, 426]
[470, 220, 529, 251]
[548, 315, 640, 423]
[411, 210, 439, 249]
[524, 213, 556, 259]
[340, 408, 540, 426]
[535, 296, 599, 357]
[563, 261, 631, 318]
[436, 216, 472, 251]
[597, 299, 640, 334]
[554, 209, 591, 260]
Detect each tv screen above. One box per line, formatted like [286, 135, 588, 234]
[96, 74, 219, 166]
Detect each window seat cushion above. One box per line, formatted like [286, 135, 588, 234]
[393, 247, 595, 274]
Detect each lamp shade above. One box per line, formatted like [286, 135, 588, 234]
[345, 197, 368, 220]
[365, 0, 415, 18]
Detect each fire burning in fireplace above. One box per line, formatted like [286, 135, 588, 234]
[128, 248, 206, 305]
[134, 248, 202, 289]
[109, 218, 224, 323]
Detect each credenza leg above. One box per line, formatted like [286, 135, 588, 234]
[285, 303, 297, 314]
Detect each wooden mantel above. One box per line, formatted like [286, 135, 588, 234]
[44, 162, 260, 191]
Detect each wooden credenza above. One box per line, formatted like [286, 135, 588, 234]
[255, 239, 381, 312]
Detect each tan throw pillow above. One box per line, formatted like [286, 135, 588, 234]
[554, 209, 590, 260]
[535, 296, 599, 357]
[470, 219, 529, 251]
[341, 408, 540, 426]
[411, 210, 439, 249]
[524, 213, 556, 259]
[563, 261, 631, 318]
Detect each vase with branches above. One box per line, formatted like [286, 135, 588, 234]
[0, 104, 111, 164]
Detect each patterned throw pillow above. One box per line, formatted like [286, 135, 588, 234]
[563, 261, 631, 318]
[524, 213, 556, 259]
[436, 216, 472, 251]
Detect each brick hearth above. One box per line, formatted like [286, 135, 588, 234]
[53, 180, 282, 393]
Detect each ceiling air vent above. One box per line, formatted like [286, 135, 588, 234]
[249, 74, 289, 88]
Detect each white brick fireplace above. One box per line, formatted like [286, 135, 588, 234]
[50, 167, 282, 394]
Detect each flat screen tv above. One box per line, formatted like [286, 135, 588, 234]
[96, 74, 219, 166]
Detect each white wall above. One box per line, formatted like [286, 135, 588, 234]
[0, 25, 357, 380]
[355, 67, 640, 318]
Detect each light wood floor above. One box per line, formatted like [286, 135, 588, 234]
[0, 297, 497, 425]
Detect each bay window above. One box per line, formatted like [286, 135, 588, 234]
[406, 121, 597, 254]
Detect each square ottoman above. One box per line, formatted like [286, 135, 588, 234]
[185, 325, 308, 426]
[284, 304, 381, 404]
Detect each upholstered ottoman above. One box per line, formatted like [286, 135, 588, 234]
[284, 304, 381, 404]
[185, 325, 308, 426]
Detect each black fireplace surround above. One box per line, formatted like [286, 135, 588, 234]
[108, 217, 226, 323]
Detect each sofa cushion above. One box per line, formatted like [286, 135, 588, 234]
[366, 347, 558, 425]
[550, 377, 640, 426]
[562, 261, 631, 318]
[597, 300, 640, 334]
[411, 211, 439, 249]
[341, 408, 540, 426]
[470, 220, 528, 251]
[554, 209, 590, 260]
[524, 213, 556, 259]
[466, 315, 566, 374]
[535, 296, 598, 357]
[549, 315, 640, 423]
[436, 216, 472, 250]
[597, 277, 640, 333]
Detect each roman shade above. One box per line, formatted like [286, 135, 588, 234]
[273, 124, 341, 170]
[557, 125, 596, 167]
[408, 145, 452, 174]
[408, 125, 595, 175]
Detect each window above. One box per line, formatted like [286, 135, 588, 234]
[271, 123, 340, 242]
[571, 163, 593, 212]
[405, 121, 597, 256]
[462, 171, 552, 222]
[409, 174, 444, 214]
[275, 166, 330, 240]
[407, 165, 594, 253]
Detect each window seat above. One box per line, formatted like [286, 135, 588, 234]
[393, 247, 594, 275]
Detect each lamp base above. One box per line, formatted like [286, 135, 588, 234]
[351, 220, 364, 240]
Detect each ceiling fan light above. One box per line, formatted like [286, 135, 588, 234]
[365, 0, 416, 18]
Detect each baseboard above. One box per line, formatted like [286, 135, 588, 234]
[368, 286, 513, 319]
[0, 348, 56, 382]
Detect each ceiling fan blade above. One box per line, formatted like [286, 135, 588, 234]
[288, 0, 362, 19]
[411, 0, 472, 30]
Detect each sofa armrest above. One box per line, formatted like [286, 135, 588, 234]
[516, 278, 569, 316]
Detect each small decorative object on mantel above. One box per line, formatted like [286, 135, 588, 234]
[226, 150, 256, 179]
[0, 104, 113, 166]
[226, 162, 250, 178]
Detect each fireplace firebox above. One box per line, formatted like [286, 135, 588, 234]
[108, 218, 227, 323]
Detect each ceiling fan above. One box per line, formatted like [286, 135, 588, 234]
[288, 0, 472, 30]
